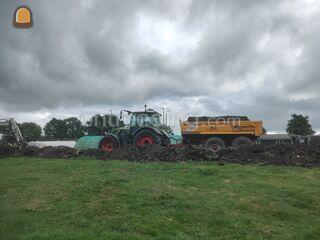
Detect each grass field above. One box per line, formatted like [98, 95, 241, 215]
[1, 157, 320, 240]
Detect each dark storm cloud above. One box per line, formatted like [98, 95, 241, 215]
[0, 0, 175, 111]
[0, 0, 319, 131]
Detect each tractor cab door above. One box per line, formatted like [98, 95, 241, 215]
[129, 113, 140, 136]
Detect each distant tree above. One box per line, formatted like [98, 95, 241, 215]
[63, 117, 85, 140]
[286, 114, 315, 136]
[44, 118, 67, 140]
[86, 114, 124, 136]
[44, 117, 86, 140]
[19, 122, 42, 142]
[159, 124, 174, 135]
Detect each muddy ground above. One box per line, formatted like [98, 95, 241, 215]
[1, 141, 320, 167]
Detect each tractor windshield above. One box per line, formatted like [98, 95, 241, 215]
[130, 113, 161, 127]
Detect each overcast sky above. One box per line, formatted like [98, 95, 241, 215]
[0, 0, 319, 133]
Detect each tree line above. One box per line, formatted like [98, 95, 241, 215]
[0, 114, 124, 144]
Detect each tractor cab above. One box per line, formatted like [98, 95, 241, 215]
[119, 109, 162, 135]
[129, 110, 161, 128]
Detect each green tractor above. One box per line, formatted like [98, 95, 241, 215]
[75, 108, 171, 152]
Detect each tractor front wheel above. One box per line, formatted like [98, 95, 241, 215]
[133, 129, 161, 147]
[99, 136, 119, 152]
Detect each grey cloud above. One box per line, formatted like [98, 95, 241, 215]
[199, 94, 320, 132]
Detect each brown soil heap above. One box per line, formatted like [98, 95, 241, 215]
[0, 142, 319, 168]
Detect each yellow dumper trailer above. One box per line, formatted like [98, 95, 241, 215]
[180, 116, 264, 151]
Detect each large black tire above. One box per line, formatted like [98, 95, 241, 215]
[133, 129, 162, 147]
[232, 137, 253, 147]
[99, 135, 120, 152]
[204, 137, 226, 152]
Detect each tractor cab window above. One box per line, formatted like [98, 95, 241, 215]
[130, 113, 161, 127]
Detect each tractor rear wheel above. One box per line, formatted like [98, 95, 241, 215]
[133, 129, 161, 147]
[205, 137, 226, 152]
[232, 137, 253, 147]
[99, 136, 119, 152]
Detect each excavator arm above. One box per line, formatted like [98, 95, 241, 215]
[0, 118, 26, 146]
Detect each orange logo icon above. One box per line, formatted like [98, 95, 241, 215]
[13, 6, 33, 28]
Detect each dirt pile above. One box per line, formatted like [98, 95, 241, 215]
[1, 143, 319, 167]
[219, 143, 320, 167]
[108, 143, 320, 167]
[0, 145, 17, 158]
[0, 146, 78, 159]
[109, 145, 218, 162]
[311, 135, 320, 145]
[37, 146, 78, 159]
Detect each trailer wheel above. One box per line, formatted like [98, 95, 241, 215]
[133, 129, 161, 147]
[99, 135, 120, 152]
[232, 137, 253, 147]
[205, 137, 226, 152]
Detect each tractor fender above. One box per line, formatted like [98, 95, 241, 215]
[133, 127, 163, 138]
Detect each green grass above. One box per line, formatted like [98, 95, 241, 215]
[0, 158, 320, 240]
